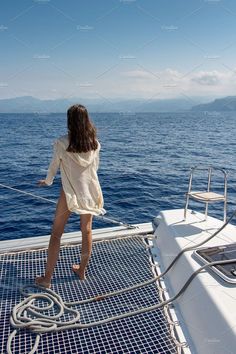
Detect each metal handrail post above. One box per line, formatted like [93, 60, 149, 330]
[184, 168, 194, 219]
[223, 170, 228, 223]
[205, 167, 212, 220]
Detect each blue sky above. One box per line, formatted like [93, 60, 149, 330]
[1, 0, 236, 100]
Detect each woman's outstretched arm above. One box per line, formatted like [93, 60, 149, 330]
[38, 140, 61, 186]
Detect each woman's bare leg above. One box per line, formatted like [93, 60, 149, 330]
[35, 188, 71, 287]
[72, 214, 93, 280]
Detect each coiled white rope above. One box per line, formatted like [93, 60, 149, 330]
[7, 258, 236, 354]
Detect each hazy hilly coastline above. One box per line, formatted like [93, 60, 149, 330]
[0, 95, 212, 113]
[191, 96, 236, 112]
[0, 95, 236, 113]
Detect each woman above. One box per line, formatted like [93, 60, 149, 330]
[36, 104, 105, 288]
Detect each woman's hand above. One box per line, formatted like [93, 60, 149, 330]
[37, 179, 48, 187]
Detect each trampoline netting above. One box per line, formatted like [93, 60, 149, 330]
[0, 235, 181, 354]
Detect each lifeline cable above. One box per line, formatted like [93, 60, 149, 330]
[7, 258, 236, 354]
[1, 181, 235, 287]
[1, 182, 235, 301]
[0, 182, 137, 229]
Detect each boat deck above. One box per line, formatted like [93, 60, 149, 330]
[154, 209, 236, 354]
[0, 223, 186, 354]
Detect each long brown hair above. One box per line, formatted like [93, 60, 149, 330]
[66, 104, 98, 153]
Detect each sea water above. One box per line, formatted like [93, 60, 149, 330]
[0, 111, 235, 240]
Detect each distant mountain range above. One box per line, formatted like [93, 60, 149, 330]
[0, 95, 235, 113]
[0, 95, 211, 113]
[191, 96, 236, 111]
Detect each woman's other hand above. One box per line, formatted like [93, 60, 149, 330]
[37, 179, 48, 187]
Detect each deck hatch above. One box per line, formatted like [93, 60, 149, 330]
[195, 243, 236, 283]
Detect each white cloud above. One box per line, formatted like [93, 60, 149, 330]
[163, 68, 181, 80]
[2, 66, 236, 100]
[122, 70, 155, 79]
[117, 67, 236, 99]
[190, 70, 228, 86]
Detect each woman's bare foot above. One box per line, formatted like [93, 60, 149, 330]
[35, 276, 51, 289]
[72, 264, 86, 280]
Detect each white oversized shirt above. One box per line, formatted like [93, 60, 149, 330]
[45, 134, 105, 216]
